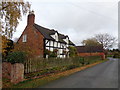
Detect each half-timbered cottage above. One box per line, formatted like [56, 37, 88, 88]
[17, 11, 75, 58]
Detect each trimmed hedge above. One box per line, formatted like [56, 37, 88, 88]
[6, 51, 26, 64]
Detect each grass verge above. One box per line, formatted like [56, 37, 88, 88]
[2, 59, 108, 88]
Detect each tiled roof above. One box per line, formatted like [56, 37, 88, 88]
[34, 24, 55, 40]
[69, 40, 75, 46]
[76, 45, 104, 53]
[34, 23, 75, 45]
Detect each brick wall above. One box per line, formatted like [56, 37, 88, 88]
[2, 62, 24, 84]
[16, 25, 44, 57]
[2, 62, 12, 79]
[78, 52, 105, 59]
[11, 63, 24, 84]
[16, 13, 44, 57]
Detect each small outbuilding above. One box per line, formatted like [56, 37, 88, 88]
[76, 45, 105, 59]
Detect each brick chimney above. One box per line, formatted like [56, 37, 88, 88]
[27, 11, 35, 25]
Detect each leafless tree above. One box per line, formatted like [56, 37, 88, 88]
[94, 33, 117, 49]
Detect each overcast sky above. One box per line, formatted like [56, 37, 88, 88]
[12, 0, 118, 47]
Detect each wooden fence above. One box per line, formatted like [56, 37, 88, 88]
[24, 57, 80, 74]
[24, 56, 101, 74]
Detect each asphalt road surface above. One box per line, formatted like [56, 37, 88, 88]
[39, 58, 119, 88]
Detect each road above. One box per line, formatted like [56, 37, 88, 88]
[39, 58, 119, 88]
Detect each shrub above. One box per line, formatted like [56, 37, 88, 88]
[113, 54, 119, 58]
[44, 49, 51, 55]
[49, 52, 57, 58]
[44, 49, 57, 58]
[79, 57, 85, 65]
[68, 46, 78, 57]
[66, 65, 79, 70]
[6, 51, 26, 64]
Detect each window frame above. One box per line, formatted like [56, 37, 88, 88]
[22, 34, 27, 42]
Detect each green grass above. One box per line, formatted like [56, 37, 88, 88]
[3, 59, 108, 88]
[2, 78, 13, 88]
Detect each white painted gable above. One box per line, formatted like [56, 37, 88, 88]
[51, 32, 58, 41]
[63, 37, 69, 44]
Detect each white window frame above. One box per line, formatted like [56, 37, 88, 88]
[22, 34, 27, 42]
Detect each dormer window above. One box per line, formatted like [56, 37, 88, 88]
[51, 32, 58, 41]
[22, 34, 27, 42]
[55, 33, 58, 41]
[63, 36, 69, 44]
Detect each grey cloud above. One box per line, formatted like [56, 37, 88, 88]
[14, 1, 118, 47]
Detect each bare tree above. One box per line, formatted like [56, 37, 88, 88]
[94, 33, 117, 49]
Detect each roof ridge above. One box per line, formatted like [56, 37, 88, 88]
[34, 23, 75, 45]
[34, 23, 50, 30]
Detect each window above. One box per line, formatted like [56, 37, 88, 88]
[54, 42, 57, 47]
[22, 34, 27, 42]
[50, 47, 53, 52]
[46, 47, 49, 50]
[58, 49, 63, 54]
[58, 43, 60, 47]
[50, 41, 53, 46]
